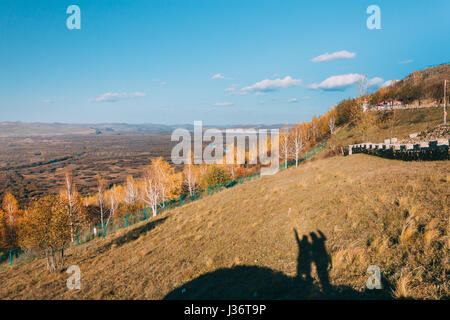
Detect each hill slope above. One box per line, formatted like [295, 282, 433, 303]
[329, 106, 447, 149]
[0, 155, 448, 299]
[368, 63, 450, 105]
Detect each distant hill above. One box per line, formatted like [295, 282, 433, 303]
[369, 63, 450, 105]
[0, 122, 180, 137]
[0, 122, 289, 137]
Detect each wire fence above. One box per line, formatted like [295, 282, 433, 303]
[1, 142, 327, 269]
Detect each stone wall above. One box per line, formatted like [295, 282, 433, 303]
[347, 139, 449, 161]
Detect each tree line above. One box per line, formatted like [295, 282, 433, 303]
[0, 160, 241, 272]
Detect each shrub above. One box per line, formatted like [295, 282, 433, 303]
[202, 164, 231, 186]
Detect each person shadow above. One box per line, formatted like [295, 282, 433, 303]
[296, 229, 332, 293]
[164, 229, 392, 300]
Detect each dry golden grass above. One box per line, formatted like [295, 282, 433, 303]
[0, 154, 448, 299]
[329, 107, 444, 147]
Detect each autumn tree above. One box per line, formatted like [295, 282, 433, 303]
[96, 175, 110, 232]
[222, 141, 248, 180]
[198, 162, 210, 188]
[20, 195, 71, 272]
[310, 116, 321, 142]
[124, 176, 138, 206]
[289, 123, 310, 167]
[0, 192, 21, 250]
[142, 159, 164, 217]
[61, 170, 87, 243]
[358, 109, 377, 142]
[387, 109, 400, 138]
[328, 107, 337, 135]
[336, 98, 359, 126]
[202, 164, 231, 186]
[0, 210, 7, 251]
[183, 163, 200, 196]
[182, 151, 200, 195]
[153, 157, 179, 203]
[279, 127, 291, 169]
[105, 185, 123, 220]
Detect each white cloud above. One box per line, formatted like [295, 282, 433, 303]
[399, 59, 413, 64]
[42, 97, 66, 104]
[212, 73, 226, 79]
[368, 77, 384, 87]
[309, 73, 361, 91]
[214, 102, 234, 106]
[225, 84, 247, 95]
[309, 74, 386, 91]
[311, 50, 356, 63]
[230, 92, 247, 96]
[241, 76, 302, 92]
[381, 79, 398, 88]
[160, 81, 167, 86]
[287, 98, 298, 103]
[89, 92, 146, 103]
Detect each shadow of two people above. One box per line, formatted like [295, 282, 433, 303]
[164, 229, 392, 300]
[295, 229, 332, 293]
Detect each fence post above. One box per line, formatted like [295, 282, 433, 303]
[163, 201, 166, 212]
[103, 222, 106, 238]
[76, 230, 80, 246]
[194, 190, 197, 201]
[207, 186, 210, 195]
[239, 177, 242, 184]
[125, 214, 129, 228]
[258, 172, 261, 178]
[144, 207, 148, 221]
[180, 195, 182, 207]
[9, 249, 12, 268]
[219, 183, 221, 192]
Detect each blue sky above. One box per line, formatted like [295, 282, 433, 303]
[0, 0, 449, 125]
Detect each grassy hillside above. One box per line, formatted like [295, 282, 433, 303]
[0, 154, 447, 299]
[368, 63, 450, 105]
[329, 106, 445, 148]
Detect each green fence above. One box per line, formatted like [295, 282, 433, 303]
[4, 142, 327, 268]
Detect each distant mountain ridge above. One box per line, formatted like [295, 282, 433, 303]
[0, 122, 289, 137]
